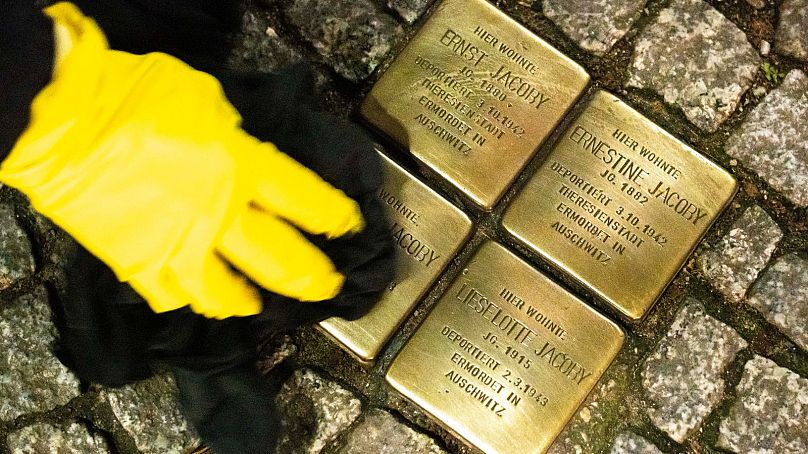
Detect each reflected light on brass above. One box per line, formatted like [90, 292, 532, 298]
[320, 150, 474, 364]
[361, 0, 589, 209]
[503, 90, 738, 320]
[386, 241, 623, 454]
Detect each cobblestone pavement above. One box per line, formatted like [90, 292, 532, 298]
[2, 0, 806, 453]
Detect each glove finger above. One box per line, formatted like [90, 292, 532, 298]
[218, 206, 345, 302]
[246, 140, 365, 239]
[181, 253, 262, 320]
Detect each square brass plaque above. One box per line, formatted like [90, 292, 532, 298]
[502, 90, 738, 320]
[320, 151, 474, 364]
[386, 241, 623, 454]
[361, 0, 589, 210]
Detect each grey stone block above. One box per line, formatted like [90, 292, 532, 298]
[725, 70, 808, 207]
[6, 421, 110, 454]
[387, 0, 433, 24]
[718, 356, 808, 453]
[229, 8, 304, 73]
[0, 203, 35, 290]
[0, 287, 80, 421]
[700, 205, 782, 302]
[543, 0, 645, 55]
[609, 432, 663, 454]
[286, 0, 403, 81]
[276, 368, 362, 454]
[628, 0, 760, 132]
[105, 374, 199, 454]
[746, 253, 808, 351]
[338, 409, 446, 454]
[775, 0, 808, 62]
[642, 299, 747, 442]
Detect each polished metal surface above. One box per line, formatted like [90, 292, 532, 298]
[386, 241, 624, 454]
[503, 90, 738, 320]
[361, 0, 589, 209]
[320, 151, 474, 364]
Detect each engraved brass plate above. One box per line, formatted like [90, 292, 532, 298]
[320, 151, 474, 364]
[361, 0, 589, 210]
[503, 91, 738, 320]
[386, 241, 623, 454]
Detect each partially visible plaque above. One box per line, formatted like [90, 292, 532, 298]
[386, 241, 623, 454]
[361, 0, 589, 210]
[320, 151, 474, 364]
[503, 90, 737, 320]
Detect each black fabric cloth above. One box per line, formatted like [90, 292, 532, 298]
[70, 0, 241, 70]
[4, 2, 395, 453]
[0, 1, 54, 160]
[57, 253, 279, 454]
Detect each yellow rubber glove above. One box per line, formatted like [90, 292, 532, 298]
[0, 2, 364, 319]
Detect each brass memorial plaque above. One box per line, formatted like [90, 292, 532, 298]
[503, 91, 737, 320]
[320, 151, 474, 364]
[386, 241, 623, 454]
[361, 0, 589, 209]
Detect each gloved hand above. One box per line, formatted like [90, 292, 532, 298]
[0, 2, 365, 319]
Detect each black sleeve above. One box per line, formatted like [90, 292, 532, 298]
[0, 1, 54, 161]
[70, 0, 242, 70]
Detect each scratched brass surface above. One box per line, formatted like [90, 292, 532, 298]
[361, 0, 589, 210]
[320, 151, 474, 364]
[503, 90, 738, 320]
[386, 241, 623, 454]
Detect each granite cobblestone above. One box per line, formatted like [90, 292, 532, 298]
[6, 421, 111, 454]
[387, 0, 433, 24]
[725, 70, 808, 207]
[746, 253, 808, 351]
[543, 0, 645, 56]
[609, 432, 663, 454]
[229, 7, 304, 73]
[700, 205, 782, 302]
[285, 0, 403, 81]
[642, 299, 747, 442]
[627, 0, 760, 132]
[0, 287, 80, 422]
[338, 409, 447, 454]
[718, 356, 808, 453]
[775, 0, 808, 62]
[105, 374, 198, 454]
[0, 203, 35, 290]
[275, 369, 362, 454]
